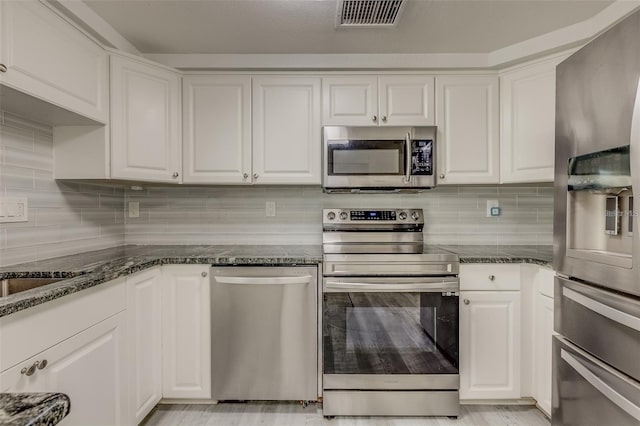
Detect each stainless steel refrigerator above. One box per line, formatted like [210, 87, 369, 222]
[553, 9, 640, 425]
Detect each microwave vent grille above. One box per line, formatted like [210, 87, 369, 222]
[337, 0, 406, 27]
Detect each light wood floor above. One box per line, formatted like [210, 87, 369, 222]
[141, 402, 550, 426]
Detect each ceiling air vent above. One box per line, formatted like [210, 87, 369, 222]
[337, 0, 406, 28]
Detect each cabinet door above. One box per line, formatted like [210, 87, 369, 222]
[183, 75, 252, 184]
[501, 58, 562, 183]
[0, 1, 108, 123]
[322, 76, 378, 126]
[1, 313, 128, 425]
[111, 55, 182, 182]
[127, 268, 162, 424]
[378, 76, 435, 126]
[162, 265, 211, 399]
[435, 76, 500, 184]
[534, 293, 554, 416]
[253, 76, 321, 184]
[460, 291, 521, 399]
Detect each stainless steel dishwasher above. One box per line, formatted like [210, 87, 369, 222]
[210, 266, 318, 401]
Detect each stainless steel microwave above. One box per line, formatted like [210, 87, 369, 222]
[322, 126, 436, 193]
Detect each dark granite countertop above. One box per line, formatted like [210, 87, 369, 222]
[442, 245, 553, 267]
[0, 244, 552, 318]
[0, 393, 70, 426]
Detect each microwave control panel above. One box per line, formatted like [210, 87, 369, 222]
[410, 140, 433, 175]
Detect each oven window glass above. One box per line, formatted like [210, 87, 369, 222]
[328, 140, 405, 175]
[323, 292, 459, 375]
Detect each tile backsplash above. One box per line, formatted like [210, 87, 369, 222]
[0, 111, 553, 267]
[0, 112, 125, 267]
[124, 184, 553, 247]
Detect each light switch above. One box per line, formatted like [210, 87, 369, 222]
[0, 197, 28, 223]
[486, 200, 500, 217]
[128, 201, 139, 218]
[266, 201, 276, 217]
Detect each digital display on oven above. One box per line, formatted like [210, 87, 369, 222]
[350, 210, 396, 220]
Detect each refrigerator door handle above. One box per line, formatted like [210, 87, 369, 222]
[561, 348, 640, 421]
[563, 286, 640, 332]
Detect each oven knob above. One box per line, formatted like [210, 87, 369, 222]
[398, 211, 407, 220]
[339, 211, 348, 220]
[327, 211, 336, 220]
[411, 211, 420, 221]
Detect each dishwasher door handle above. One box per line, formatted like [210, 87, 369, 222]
[214, 275, 313, 285]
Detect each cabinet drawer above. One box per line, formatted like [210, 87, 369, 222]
[0, 278, 126, 372]
[460, 264, 520, 290]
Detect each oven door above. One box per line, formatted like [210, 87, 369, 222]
[322, 277, 459, 391]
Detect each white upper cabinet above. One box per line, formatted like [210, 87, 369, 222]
[378, 76, 435, 126]
[0, 1, 108, 123]
[252, 76, 322, 184]
[182, 75, 252, 184]
[322, 76, 378, 126]
[436, 75, 500, 184]
[322, 75, 435, 126]
[500, 56, 564, 183]
[110, 54, 182, 183]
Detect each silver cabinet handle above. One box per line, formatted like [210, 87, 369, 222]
[37, 359, 47, 370]
[439, 174, 445, 179]
[172, 172, 179, 178]
[382, 116, 387, 122]
[0, 64, 7, 73]
[201, 271, 208, 278]
[243, 173, 249, 180]
[253, 173, 259, 180]
[464, 299, 470, 305]
[488, 275, 496, 281]
[372, 115, 377, 122]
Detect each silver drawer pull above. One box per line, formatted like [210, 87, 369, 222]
[561, 349, 640, 421]
[488, 275, 495, 281]
[563, 287, 640, 332]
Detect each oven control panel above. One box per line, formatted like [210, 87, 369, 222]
[323, 208, 423, 224]
[350, 210, 396, 221]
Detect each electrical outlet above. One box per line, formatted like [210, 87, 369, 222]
[0, 197, 28, 223]
[128, 201, 139, 218]
[486, 200, 500, 217]
[266, 201, 276, 217]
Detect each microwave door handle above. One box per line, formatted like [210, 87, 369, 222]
[405, 133, 411, 183]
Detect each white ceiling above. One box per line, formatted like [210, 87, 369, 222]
[84, 0, 615, 55]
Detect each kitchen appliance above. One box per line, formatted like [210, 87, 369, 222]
[553, 9, 640, 425]
[322, 208, 460, 417]
[323, 126, 436, 193]
[210, 266, 318, 401]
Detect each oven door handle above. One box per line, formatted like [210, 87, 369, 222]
[324, 279, 459, 292]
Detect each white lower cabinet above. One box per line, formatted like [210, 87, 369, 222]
[161, 265, 212, 399]
[126, 268, 162, 424]
[460, 290, 521, 400]
[0, 313, 128, 425]
[532, 267, 555, 417]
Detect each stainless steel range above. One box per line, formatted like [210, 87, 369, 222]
[321, 208, 460, 417]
